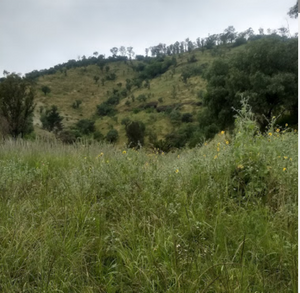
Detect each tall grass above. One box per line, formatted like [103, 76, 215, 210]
[0, 103, 297, 292]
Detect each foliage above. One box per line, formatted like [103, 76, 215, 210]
[181, 112, 193, 123]
[40, 105, 63, 132]
[165, 123, 197, 149]
[181, 63, 208, 83]
[41, 85, 51, 95]
[96, 103, 116, 117]
[74, 119, 95, 135]
[106, 73, 117, 81]
[288, 1, 298, 18]
[169, 109, 182, 125]
[93, 130, 104, 141]
[57, 129, 77, 144]
[136, 94, 147, 102]
[105, 129, 118, 143]
[203, 37, 298, 130]
[72, 99, 82, 109]
[106, 95, 120, 106]
[125, 121, 146, 148]
[93, 75, 100, 84]
[0, 74, 35, 137]
[138, 57, 174, 79]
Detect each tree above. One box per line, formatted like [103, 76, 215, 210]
[127, 47, 135, 59]
[224, 26, 236, 43]
[182, 113, 193, 123]
[0, 74, 35, 137]
[75, 119, 95, 135]
[96, 103, 116, 116]
[119, 46, 127, 56]
[110, 47, 119, 57]
[41, 85, 51, 96]
[94, 76, 100, 84]
[203, 37, 298, 130]
[121, 117, 131, 129]
[125, 121, 145, 148]
[288, 1, 298, 18]
[40, 105, 63, 132]
[106, 129, 118, 143]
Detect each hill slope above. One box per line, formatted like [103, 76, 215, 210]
[33, 46, 244, 145]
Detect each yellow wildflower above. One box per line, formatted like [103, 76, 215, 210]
[226, 141, 229, 145]
[268, 132, 272, 136]
[237, 165, 244, 169]
[175, 169, 179, 173]
[289, 158, 292, 161]
[122, 150, 126, 154]
[177, 155, 180, 158]
[276, 129, 280, 133]
[217, 147, 220, 152]
[284, 156, 288, 159]
[285, 123, 288, 127]
[214, 155, 218, 159]
[161, 152, 165, 155]
[283, 168, 286, 172]
[221, 131, 225, 135]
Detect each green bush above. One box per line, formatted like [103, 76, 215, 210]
[181, 113, 193, 123]
[96, 103, 116, 117]
[72, 99, 82, 109]
[40, 105, 63, 132]
[106, 129, 118, 143]
[75, 119, 95, 135]
[125, 121, 146, 148]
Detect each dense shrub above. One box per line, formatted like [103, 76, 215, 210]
[75, 119, 95, 135]
[181, 113, 193, 123]
[96, 103, 116, 117]
[40, 105, 63, 132]
[106, 129, 119, 143]
[125, 121, 146, 148]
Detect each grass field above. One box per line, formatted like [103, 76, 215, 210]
[0, 104, 297, 292]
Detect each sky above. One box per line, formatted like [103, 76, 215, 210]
[0, 0, 298, 77]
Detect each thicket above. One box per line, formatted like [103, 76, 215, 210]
[201, 36, 298, 134]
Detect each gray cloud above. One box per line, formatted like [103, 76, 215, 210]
[0, 0, 297, 76]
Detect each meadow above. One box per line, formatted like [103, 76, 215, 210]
[0, 104, 297, 292]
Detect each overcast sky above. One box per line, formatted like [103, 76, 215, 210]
[0, 0, 297, 77]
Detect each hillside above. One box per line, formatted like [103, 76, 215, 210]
[33, 45, 244, 146]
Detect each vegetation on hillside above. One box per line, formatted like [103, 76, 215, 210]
[0, 14, 297, 148]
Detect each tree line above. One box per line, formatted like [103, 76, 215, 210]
[15, 19, 296, 81]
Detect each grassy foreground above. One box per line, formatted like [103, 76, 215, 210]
[0, 107, 297, 292]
